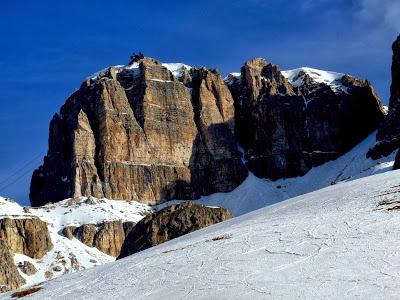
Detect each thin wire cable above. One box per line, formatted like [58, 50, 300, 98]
[0, 152, 44, 187]
[0, 161, 43, 193]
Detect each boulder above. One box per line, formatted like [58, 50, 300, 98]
[18, 261, 37, 276]
[118, 202, 233, 258]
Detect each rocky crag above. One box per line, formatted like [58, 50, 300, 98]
[62, 220, 136, 257]
[30, 54, 386, 206]
[118, 201, 232, 258]
[227, 59, 385, 179]
[30, 56, 247, 206]
[368, 34, 400, 162]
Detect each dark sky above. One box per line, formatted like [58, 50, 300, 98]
[0, 0, 399, 205]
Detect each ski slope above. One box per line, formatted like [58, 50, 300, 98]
[0, 132, 396, 294]
[5, 169, 400, 299]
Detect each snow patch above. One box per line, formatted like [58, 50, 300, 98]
[282, 67, 348, 94]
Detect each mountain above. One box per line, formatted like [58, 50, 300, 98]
[30, 55, 384, 207]
[29, 57, 247, 207]
[3, 34, 400, 296]
[227, 59, 385, 179]
[3, 169, 400, 299]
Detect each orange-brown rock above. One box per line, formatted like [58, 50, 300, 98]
[0, 217, 52, 259]
[30, 56, 247, 206]
[63, 220, 136, 257]
[0, 241, 25, 292]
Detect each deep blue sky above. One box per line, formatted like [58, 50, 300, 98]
[1, 0, 399, 205]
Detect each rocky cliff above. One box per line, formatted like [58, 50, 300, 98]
[118, 201, 232, 258]
[228, 59, 385, 179]
[62, 220, 136, 257]
[30, 56, 247, 206]
[368, 34, 400, 159]
[0, 241, 26, 292]
[30, 54, 386, 204]
[0, 217, 52, 259]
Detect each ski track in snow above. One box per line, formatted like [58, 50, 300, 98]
[5, 169, 400, 299]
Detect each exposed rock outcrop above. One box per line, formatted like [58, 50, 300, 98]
[0, 241, 25, 292]
[118, 201, 232, 258]
[18, 261, 37, 276]
[368, 34, 400, 159]
[0, 218, 52, 259]
[229, 58, 385, 179]
[30, 57, 247, 206]
[63, 220, 136, 257]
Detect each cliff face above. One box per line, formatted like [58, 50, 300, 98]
[368, 35, 400, 159]
[228, 58, 385, 179]
[30, 57, 247, 206]
[0, 241, 26, 292]
[0, 217, 52, 259]
[30, 54, 385, 205]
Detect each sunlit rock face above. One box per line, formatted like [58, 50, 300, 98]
[30, 56, 247, 206]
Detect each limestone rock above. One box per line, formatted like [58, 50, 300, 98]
[63, 221, 135, 257]
[30, 56, 247, 206]
[75, 224, 97, 248]
[18, 261, 37, 276]
[368, 34, 400, 159]
[0, 241, 25, 292]
[118, 201, 233, 258]
[230, 58, 385, 179]
[62, 226, 77, 240]
[0, 217, 52, 259]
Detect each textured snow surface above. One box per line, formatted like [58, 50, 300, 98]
[6, 169, 400, 299]
[0, 133, 396, 296]
[0, 197, 152, 288]
[282, 67, 348, 93]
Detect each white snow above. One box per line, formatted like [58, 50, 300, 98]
[282, 67, 348, 93]
[194, 131, 395, 216]
[0, 132, 396, 296]
[224, 72, 241, 85]
[88, 62, 191, 82]
[7, 169, 400, 299]
[0, 197, 152, 289]
[161, 63, 191, 78]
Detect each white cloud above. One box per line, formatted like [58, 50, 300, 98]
[357, 0, 400, 31]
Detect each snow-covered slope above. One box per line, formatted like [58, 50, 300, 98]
[7, 169, 400, 299]
[0, 197, 152, 289]
[0, 132, 395, 293]
[192, 132, 395, 216]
